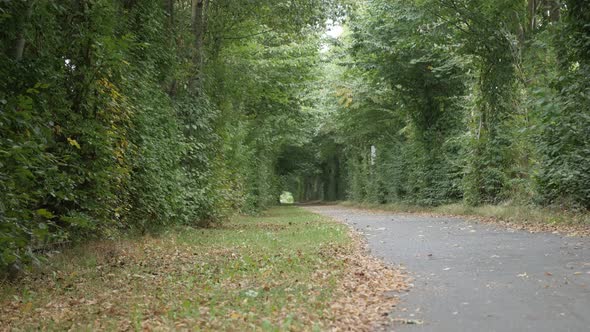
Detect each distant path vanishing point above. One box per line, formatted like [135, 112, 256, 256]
[305, 205, 590, 332]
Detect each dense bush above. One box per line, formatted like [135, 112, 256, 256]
[536, 0, 590, 209]
[0, 0, 336, 271]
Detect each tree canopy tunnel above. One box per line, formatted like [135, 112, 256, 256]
[275, 137, 347, 203]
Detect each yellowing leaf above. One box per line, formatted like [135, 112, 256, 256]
[67, 137, 81, 149]
[21, 302, 33, 313]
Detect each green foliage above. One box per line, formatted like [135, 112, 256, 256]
[0, 0, 337, 272]
[292, 0, 590, 212]
[536, 0, 590, 209]
[326, 0, 467, 206]
[2, 0, 589, 272]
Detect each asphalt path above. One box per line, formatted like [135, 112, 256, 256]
[305, 205, 590, 332]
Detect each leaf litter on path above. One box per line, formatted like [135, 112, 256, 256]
[0, 207, 409, 331]
[323, 228, 410, 331]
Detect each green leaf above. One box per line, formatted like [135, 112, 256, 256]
[36, 209, 55, 219]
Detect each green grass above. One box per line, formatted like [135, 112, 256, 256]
[341, 201, 590, 230]
[0, 206, 351, 331]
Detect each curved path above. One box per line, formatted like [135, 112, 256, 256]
[305, 205, 590, 332]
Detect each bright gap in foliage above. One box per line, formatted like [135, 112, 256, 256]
[280, 191, 295, 204]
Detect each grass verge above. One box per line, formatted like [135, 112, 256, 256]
[0, 206, 406, 331]
[340, 201, 590, 236]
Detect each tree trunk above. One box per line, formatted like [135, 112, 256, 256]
[13, 0, 34, 61]
[549, 0, 561, 22]
[528, 0, 537, 33]
[191, 0, 205, 91]
[164, 0, 178, 96]
[165, 0, 174, 26]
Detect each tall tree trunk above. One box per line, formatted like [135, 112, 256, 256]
[528, 0, 537, 33]
[13, 0, 34, 61]
[191, 0, 205, 92]
[165, 0, 174, 26]
[203, 0, 210, 35]
[549, 0, 561, 22]
[164, 0, 177, 96]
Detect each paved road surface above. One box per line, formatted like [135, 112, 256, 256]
[305, 205, 590, 332]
